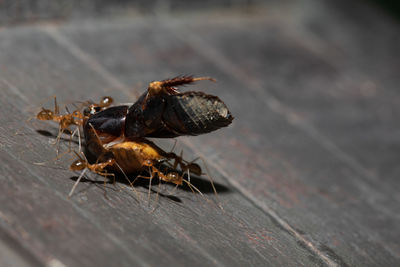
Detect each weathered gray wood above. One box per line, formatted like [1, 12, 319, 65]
[0, 0, 399, 266]
[0, 14, 320, 267]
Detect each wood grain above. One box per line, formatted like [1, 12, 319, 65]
[0, 0, 399, 266]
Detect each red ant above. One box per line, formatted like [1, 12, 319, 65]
[36, 96, 113, 154]
[69, 125, 205, 201]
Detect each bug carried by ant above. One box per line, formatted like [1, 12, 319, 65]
[36, 76, 233, 200]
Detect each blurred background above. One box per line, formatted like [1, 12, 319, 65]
[0, 0, 399, 24]
[1, 0, 399, 266]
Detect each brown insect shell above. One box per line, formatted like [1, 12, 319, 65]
[125, 91, 233, 138]
[83, 119, 170, 175]
[162, 91, 233, 136]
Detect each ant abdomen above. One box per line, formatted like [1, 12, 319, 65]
[37, 108, 54, 120]
[165, 172, 182, 185]
[70, 160, 86, 171]
[100, 96, 113, 107]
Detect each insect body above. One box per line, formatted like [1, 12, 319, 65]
[37, 76, 233, 197]
[36, 96, 84, 131]
[36, 96, 114, 135]
[86, 76, 233, 140]
[36, 96, 114, 154]
[71, 121, 201, 194]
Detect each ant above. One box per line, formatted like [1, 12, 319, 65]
[69, 126, 205, 201]
[36, 96, 114, 127]
[36, 96, 113, 154]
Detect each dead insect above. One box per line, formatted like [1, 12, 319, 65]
[68, 123, 204, 197]
[86, 76, 234, 140]
[38, 76, 233, 199]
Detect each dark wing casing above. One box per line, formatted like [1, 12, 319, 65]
[124, 92, 168, 137]
[125, 91, 233, 138]
[84, 105, 129, 160]
[161, 92, 233, 136]
[85, 105, 129, 137]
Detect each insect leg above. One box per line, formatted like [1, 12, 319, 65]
[68, 168, 87, 198]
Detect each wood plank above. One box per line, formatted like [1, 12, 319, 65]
[0, 19, 320, 267]
[1, 0, 399, 265]
[53, 2, 400, 265]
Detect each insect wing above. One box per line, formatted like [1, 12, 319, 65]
[86, 105, 128, 137]
[162, 92, 233, 136]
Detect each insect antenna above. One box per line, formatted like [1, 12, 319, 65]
[161, 76, 216, 88]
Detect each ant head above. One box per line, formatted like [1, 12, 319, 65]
[187, 163, 202, 176]
[72, 110, 83, 119]
[83, 106, 101, 116]
[100, 96, 113, 107]
[165, 172, 183, 185]
[70, 159, 87, 171]
[37, 108, 54, 120]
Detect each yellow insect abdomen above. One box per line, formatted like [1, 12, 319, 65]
[109, 140, 165, 173]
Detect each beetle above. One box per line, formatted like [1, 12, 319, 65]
[86, 76, 233, 142]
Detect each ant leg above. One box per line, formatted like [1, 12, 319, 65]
[68, 168, 87, 198]
[147, 166, 153, 205]
[70, 126, 82, 153]
[199, 157, 218, 197]
[52, 125, 65, 156]
[87, 127, 140, 199]
[149, 176, 162, 213]
[97, 171, 114, 200]
[182, 179, 204, 197]
[77, 127, 81, 152]
[186, 168, 191, 184]
[113, 161, 140, 200]
[198, 157, 223, 210]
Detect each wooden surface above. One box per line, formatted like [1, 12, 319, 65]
[1, 0, 400, 266]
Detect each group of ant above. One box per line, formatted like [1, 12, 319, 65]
[36, 76, 233, 201]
